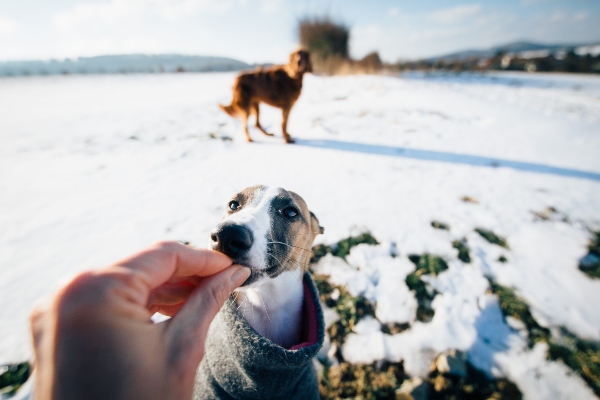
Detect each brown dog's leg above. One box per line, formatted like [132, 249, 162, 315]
[241, 111, 252, 142]
[253, 103, 273, 137]
[281, 108, 295, 144]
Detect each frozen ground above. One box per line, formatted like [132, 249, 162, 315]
[1, 71, 600, 398]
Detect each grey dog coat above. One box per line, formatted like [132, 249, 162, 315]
[194, 273, 325, 399]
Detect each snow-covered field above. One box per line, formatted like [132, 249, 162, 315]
[1, 71, 599, 398]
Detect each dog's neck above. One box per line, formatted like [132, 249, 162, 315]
[234, 269, 305, 349]
[284, 65, 305, 81]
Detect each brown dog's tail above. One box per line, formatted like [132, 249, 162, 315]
[219, 103, 240, 118]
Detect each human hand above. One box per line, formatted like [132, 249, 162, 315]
[29, 241, 250, 400]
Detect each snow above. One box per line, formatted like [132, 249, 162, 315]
[1, 71, 600, 399]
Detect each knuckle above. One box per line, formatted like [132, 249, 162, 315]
[206, 280, 228, 309]
[59, 271, 101, 299]
[55, 269, 132, 311]
[155, 240, 181, 254]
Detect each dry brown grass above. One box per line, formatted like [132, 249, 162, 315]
[298, 16, 384, 76]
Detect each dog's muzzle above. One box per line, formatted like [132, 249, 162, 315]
[210, 224, 254, 260]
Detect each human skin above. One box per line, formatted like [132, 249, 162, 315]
[29, 241, 251, 400]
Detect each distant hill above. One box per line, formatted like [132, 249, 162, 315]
[0, 54, 253, 77]
[427, 41, 600, 62]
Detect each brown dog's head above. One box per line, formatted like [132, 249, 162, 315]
[210, 185, 323, 286]
[288, 49, 312, 76]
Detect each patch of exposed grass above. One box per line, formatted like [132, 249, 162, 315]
[406, 254, 449, 322]
[310, 243, 332, 264]
[381, 323, 410, 335]
[452, 238, 471, 263]
[488, 280, 550, 347]
[0, 362, 31, 395]
[409, 254, 449, 276]
[310, 232, 379, 263]
[333, 232, 379, 259]
[475, 228, 509, 249]
[319, 352, 523, 400]
[497, 255, 508, 263]
[588, 231, 600, 256]
[489, 280, 600, 396]
[319, 361, 406, 400]
[313, 273, 335, 298]
[428, 362, 522, 400]
[548, 329, 600, 397]
[405, 272, 435, 322]
[431, 221, 450, 230]
[579, 231, 600, 279]
[312, 274, 375, 349]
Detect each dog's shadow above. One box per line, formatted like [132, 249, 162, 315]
[294, 138, 600, 182]
[466, 295, 515, 376]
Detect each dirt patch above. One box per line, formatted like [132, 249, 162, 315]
[460, 196, 478, 204]
[319, 361, 406, 400]
[381, 323, 411, 335]
[427, 361, 522, 400]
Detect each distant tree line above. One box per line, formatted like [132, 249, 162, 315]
[0, 55, 252, 78]
[396, 49, 600, 74]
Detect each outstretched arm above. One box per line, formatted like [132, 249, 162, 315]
[30, 241, 250, 400]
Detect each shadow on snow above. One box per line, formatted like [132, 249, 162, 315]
[296, 139, 600, 182]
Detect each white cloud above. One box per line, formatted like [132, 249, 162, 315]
[0, 14, 20, 35]
[428, 3, 482, 24]
[54, 0, 141, 29]
[260, 0, 282, 15]
[548, 10, 567, 22]
[521, 0, 557, 5]
[54, 0, 237, 29]
[547, 10, 589, 23]
[573, 11, 588, 21]
[387, 7, 400, 17]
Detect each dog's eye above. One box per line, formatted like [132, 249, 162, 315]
[282, 206, 299, 218]
[228, 201, 240, 211]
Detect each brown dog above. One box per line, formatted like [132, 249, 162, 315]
[219, 49, 312, 143]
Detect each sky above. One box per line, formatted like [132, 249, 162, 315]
[0, 0, 599, 63]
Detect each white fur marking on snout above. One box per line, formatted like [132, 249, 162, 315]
[221, 186, 281, 270]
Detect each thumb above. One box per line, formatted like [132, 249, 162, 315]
[165, 266, 250, 369]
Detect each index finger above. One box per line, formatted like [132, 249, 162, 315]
[114, 241, 232, 289]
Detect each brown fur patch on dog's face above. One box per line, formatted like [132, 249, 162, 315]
[260, 188, 321, 278]
[289, 50, 312, 75]
[214, 186, 322, 285]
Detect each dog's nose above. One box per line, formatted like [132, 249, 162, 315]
[210, 224, 254, 259]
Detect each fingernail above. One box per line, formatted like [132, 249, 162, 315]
[231, 267, 251, 286]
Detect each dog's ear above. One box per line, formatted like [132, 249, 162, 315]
[310, 211, 324, 235]
[289, 51, 300, 75]
[305, 52, 313, 73]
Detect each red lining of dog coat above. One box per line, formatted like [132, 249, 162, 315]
[289, 279, 319, 350]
